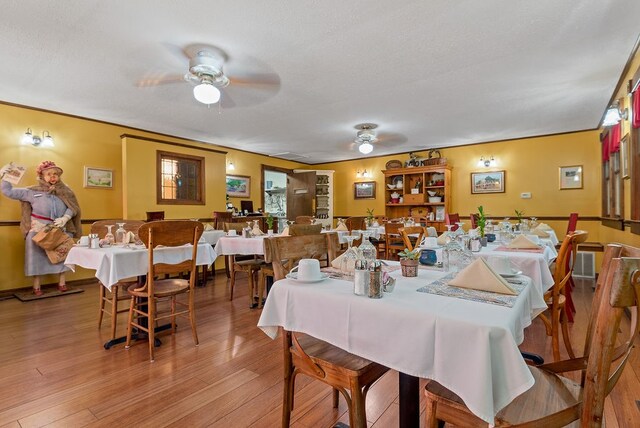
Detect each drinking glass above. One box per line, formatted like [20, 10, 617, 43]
[105, 225, 115, 245]
[340, 234, 360, 275]
[358, 230, 377, 262]
[115, 222, 126, 245]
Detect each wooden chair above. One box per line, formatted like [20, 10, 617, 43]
[145, 211, 165, 222]
[212, 211, 233, 230]
[345, 216, 367, 231]
[564, 212, 579, 321]
[223, 222, 265, 306]
[539, 230, 589, 361]
[289, 223, 322, 235]
[294, 215, 313, 224]
[384, 222, 405, 260]
[445, 212, 460, 231]
[399, 226, 426, 252]
[267, 234, 389, 428]
[124, 220, 202, 362]
[424, 243, 640, 427]
[92, 219, 145, 341]
[470, 213, 479, 229]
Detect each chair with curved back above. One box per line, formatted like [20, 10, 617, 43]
[424, 242, 640, 427]
[124, 220, 203, 362]
[399, 226, 427, 252]
[445, 213, 460, 231]
[345, 216, 367, 232]
[539, 230, 589, 361]
[212, 211, 233, 230]
[145, 211, 165, 222]
[563, 212, 579, 321]
[469, 213, 479, 229]
[92, 219, 145, 341]
[267, 233, 389, 428]
[223, 222, 265, 306]
[384, 221, 405, 260]
[294, 215, 314, 225]
[289, 223, 322, 236]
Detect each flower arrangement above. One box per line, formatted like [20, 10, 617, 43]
[514, 209, 524, 224]
[366, 207, 375, 227]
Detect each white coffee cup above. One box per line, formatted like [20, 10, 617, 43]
[290, 258, 321, 281]
[228, 229, 237, 236]
[77, 236, 89, 246]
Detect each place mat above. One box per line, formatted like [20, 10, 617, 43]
[417, 273, 525, 307]
[14, 287, 84, 302]
[494, 246, 544, 253]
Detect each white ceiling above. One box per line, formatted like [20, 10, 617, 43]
[1, 1, 638, 164]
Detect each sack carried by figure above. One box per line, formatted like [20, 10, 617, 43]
[32, 225, 75, 264]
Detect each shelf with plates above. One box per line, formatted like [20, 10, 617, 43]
[382, 164, 452, 232]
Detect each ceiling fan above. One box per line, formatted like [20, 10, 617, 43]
[350, 123, 407, 155]
[137, 43, 280, 108]
[355, 123, 378, 154]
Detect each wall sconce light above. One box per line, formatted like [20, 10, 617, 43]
[602, 100, 628, 127]
[477, 156, 496, 168]
[21, 128, 54, 147]
[227, 161, 235, 171]
[356, 169, 371, 178]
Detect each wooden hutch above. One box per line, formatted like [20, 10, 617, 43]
[383, 163, 452, 232]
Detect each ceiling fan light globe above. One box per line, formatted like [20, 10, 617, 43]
[358, 141, 373, 154]
[193, 83, 221, 104]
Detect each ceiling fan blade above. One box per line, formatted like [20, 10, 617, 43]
[376, 132, 408, 148]
[228, 73, 281, 88]
[219, 87, 237, 109]
[136, 73, 185, 87]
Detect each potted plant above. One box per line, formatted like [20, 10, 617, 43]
[398, 247, 420, 277]
[265, 213, 274, 235]
[514, 209, 524, 232]
[366, 208, 375, 227]
[476, 205, 487, 246]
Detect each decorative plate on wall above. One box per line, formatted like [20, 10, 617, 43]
[385, 160, 402, 169]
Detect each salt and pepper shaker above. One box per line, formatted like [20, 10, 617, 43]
[368, 261, 382, 298]
[354, 259, 368, 296]
[89, 233, 100, 249]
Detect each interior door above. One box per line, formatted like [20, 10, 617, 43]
[286, 171, 316, 220]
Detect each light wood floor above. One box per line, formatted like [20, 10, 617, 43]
[0, 274, 638, 427]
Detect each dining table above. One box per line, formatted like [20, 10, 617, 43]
[200, 229, 226, 245]
[258, 263, 547, 426]
[65, 242, 216, 291]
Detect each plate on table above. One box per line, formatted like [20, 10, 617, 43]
[286, 272, 330, 283]
[499, 271, 523, 278]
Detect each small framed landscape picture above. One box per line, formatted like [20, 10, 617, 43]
[471, 171, 505, 194]
[559, 165, 583, 190]
[354, 181, 376, 199]
[84, 167, 113, 189]
[226, 175, 251, 197]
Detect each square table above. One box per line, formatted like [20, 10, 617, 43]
[258, 265, 546, 425]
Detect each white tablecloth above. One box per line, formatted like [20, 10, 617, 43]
[200, 230, 226, 245]
[477, 243, 555, 294]
[212, 235, 267, 257]
[258, 267, 546, 424]
[65, 243, 216, 291]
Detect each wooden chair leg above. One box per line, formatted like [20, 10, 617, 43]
[98, 285, 106, 327]
[258, 272, 266, 309]
[551, 304, 562, 361]
[125, 297, 135, 349]
[350, 381, 366, 428]
[148, 298, 156, 363]
[229, 266, 236, 301]
[332, 388, 339, 408]
[189, 291, 199, 346]
[224, 255, 231, 278]
[560, 309, 575, 359]
[248, 268, 257, 307]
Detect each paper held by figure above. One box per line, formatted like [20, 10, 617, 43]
[447, 258, 516, 295]
[1, 162, 27, 185]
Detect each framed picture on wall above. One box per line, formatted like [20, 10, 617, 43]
[226, 175, 251, 197]
[354, 181, 376, 199]
[84, 166, 113, 189]
[559, 165, 583, 189]
[470, 171, 505, 194]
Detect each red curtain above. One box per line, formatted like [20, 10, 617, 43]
[609, 122, 621, 153]
[602, 131, 610, 162]
[633, 86, 640, 129]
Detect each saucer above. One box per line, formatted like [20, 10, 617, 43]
[286, 272, 330, 283]
[74, 244, 89, 247]
[499, 271, 523, 278]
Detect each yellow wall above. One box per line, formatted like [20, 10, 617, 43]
[0, 103, 302, 291]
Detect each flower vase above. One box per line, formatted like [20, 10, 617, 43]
[400, 259, 419, 277]
[480, 237, 488, 247]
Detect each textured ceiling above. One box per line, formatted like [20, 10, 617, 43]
[1, 1, 638, 163]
